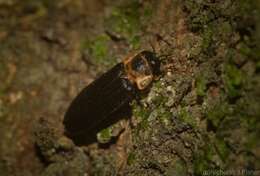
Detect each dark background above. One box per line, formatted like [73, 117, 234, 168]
[0, 0, 259, 175]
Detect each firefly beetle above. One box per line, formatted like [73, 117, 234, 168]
[63, 50, 160, 145]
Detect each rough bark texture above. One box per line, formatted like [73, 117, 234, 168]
[0, 0, 259, 176]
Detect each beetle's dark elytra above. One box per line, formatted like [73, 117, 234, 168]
[63, 51, 160, 145]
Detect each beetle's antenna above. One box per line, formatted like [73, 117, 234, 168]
[147, 32, 174, 60]
[157, 53, 172, 59]
[149, 40, 156, 53]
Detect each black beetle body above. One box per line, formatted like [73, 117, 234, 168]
[63, 51, 160, 145]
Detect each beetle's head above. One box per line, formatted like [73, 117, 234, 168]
[124, 51, 160, 90]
